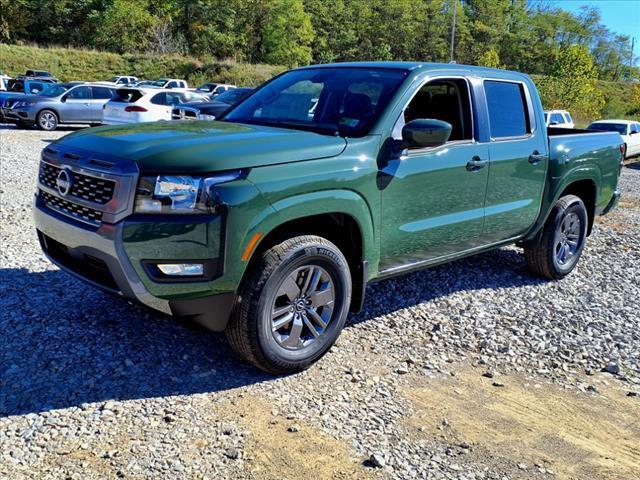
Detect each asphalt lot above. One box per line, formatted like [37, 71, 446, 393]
[1, 124, 639, 480]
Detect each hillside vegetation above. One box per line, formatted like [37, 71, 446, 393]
[0, 44, 285, 87]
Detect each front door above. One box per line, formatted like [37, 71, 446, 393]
[379, 78, 489, 272]
[61, 86, 92, 122]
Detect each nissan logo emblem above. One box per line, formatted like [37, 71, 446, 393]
[56, 169, 73, 196]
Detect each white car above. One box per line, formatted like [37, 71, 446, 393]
[97, 76, 138, 87]
[588, 119, 640, 159]
[102, 88, 207, 124]
[147, 78, 189, 89]
[544, 109, 574, 128]
[194, 82, 236, 97]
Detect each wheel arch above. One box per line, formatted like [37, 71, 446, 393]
[238, 190, 376, 313]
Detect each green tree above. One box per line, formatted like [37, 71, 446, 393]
[95, 0, 159, 53]
[538, 45, 605, 122]
[261, 0, 314, 67]
[477, 48, 501, 68]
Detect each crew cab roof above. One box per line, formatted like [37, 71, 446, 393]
[296, 61, 531, 81]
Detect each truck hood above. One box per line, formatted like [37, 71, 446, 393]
[53, 121, 348, 172]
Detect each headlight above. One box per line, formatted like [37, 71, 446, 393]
[134, 171, 244, 214]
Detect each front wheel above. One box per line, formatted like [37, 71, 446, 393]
[524, 194, 588, 279]
[226, 235, 352, 374]
[37, 109, 58, 131]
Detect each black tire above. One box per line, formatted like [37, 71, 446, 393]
[226, 235, 352, 374]
[37, 109, 58, 131]
[524, 194, 588, 279]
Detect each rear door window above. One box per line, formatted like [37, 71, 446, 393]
[485, 80, 530, 138]
[66, 86, 91, 99]
[551, 113, 564, 124]
[92, 87, 114, 99]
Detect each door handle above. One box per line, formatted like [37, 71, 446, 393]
[529, 150, 546, 165]
[466, 156, 488, 172]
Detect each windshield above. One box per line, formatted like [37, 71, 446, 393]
[216, 89, 250, 104]
[197, 83, 216, 91]
[40, 84, 67, 97]
[588, 123, 627, 134]
[223, 67, 408, 137]
[150, 80, 169, 87]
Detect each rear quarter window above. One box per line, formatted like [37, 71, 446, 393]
[485, 80, 531, 138]
[113, 89, 144, 103]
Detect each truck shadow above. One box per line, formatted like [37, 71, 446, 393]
[0, 247, 544, 417]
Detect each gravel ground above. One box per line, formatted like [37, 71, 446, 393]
[1, 125, 639, 479]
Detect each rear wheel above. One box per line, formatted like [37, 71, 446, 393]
[226, 235, 352, 374]
[524, 194, 588, 279]
[37, 109, 58, 131]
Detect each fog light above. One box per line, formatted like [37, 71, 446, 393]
[157, 263, 204, 276]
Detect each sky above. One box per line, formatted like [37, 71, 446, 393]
[556, 0, 640, 40]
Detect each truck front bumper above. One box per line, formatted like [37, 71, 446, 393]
[34, 200, 235, 331]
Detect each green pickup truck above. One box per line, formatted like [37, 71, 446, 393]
[34, 62, 623, 373]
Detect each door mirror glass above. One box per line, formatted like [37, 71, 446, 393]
[60, 95, 67, 103]
[402, 119, 452, 148]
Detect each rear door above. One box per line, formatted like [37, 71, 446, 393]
[481, 79, 547, 243]
[89, 86, 115, 121]
[61, 86, 93, 122]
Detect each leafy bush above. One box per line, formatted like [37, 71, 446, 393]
[0, 44, 285, 87]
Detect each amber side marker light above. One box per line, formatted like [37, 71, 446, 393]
[242, 232, 263, 261]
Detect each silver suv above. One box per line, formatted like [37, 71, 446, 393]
[2, 83, 117, 131]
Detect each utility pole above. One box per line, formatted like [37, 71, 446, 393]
[631, 37, 635, 78]
[450, 0, 457, 63]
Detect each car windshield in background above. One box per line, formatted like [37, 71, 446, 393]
[150, 80, 168, 87]
[197, 83, 217, 91]
[216, 89, 250, 104]
[108, 76, 120, 82]
[223, 67, 408, 137]
[39, 85, 67, 97]
[588, 123, 627, 134]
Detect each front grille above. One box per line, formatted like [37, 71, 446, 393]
[172, 108, 198, 120]
[39, 162, 116, 204]
[39, 190, 103, 225]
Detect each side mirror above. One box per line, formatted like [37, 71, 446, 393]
[402, 119, 452, 148]
[60, 95, 67, 102]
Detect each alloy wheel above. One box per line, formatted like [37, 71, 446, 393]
[270, 265, 335, 351]
[554, 212, 581, 266]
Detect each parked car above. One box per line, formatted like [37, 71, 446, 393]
[588, 119, 640, 159]
[102, 88, 208, 124]
[2, 83, 117, 130]
[131, 80, 155, 87]
[101, 76, 138, 86]
[0, 79, 61, 122]
[19, 70, 59, 83]
[172, 88, 254, 120]
[195, 83, 236, 98]
[146, 78, 189, 89]
[33, 62, 623, 374]
[0, 73, 11, 91]
[544, 109, 574, 128]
